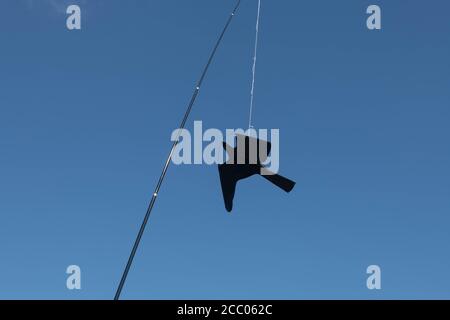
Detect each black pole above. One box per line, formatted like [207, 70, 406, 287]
[114, 0, 242, 300]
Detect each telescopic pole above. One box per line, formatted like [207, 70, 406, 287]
[114, 0, 242, 300]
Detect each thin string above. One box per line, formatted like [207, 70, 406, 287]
[248, 0, 261, 129]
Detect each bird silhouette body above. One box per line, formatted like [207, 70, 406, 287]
[218, 134, 296, 212]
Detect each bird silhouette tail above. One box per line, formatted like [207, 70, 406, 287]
[261, 172, 296, 193]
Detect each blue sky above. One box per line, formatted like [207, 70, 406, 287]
[1, 0, 450, 299]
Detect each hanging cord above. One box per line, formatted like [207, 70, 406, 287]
[248, 0, 261, 129]
[114, 0, 242, 300]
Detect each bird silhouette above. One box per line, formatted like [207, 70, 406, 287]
[218, 134, 296, 212]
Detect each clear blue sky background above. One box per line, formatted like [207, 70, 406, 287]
[1, 0, 450, 299]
